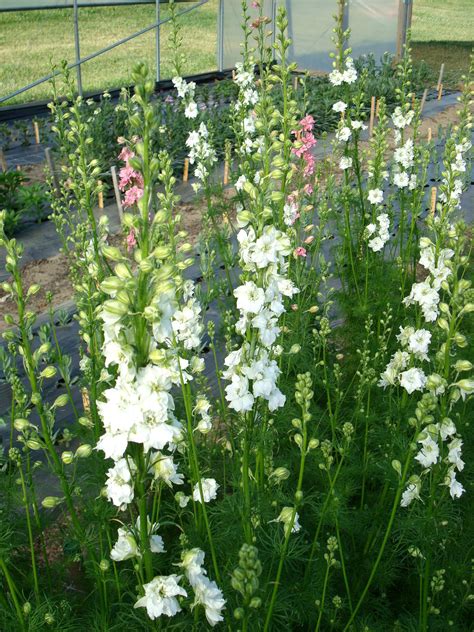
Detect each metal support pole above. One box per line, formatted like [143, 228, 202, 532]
[73, 0, 83, 96]
[155, 0, 161, 82]
[396, 0, 408, 60]
[217, 0, 224, 72]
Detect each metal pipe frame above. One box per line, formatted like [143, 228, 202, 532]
[0, 0, 209, 105]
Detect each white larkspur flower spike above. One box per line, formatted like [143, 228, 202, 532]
[399, 367, 427, 394]
[367, 188, 383, 205]
[414, 435, 439, 468]
[193, 478, 219, 503]
[105, 457, 136, 507]
[134, 574, 187, 619]
[180, 548, 226, 626]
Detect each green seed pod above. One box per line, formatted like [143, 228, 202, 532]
[42, 496, 62, 509]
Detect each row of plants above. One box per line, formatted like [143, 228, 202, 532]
[0, 1, 472, 630]
[0, 170, 49, 237]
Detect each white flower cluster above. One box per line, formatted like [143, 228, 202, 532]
[392, 138, 417, 190]
[401, 418, 465, 506]
[391, 106, 414, 130]
[223, 225, 298, 413]
[439, 139, 472, 209]
[329, 57, 358, 86]
[365, 213, 390, 252]
[172, 76, 198, 119]
[111, 517, 165, 562]
[403, 238, 454, 322]
[232, 61, 260, 160]
[186, 122, 217, 190]
[135, 574, 187, 619]
[274, 506, 301, 536]
[379, 325, 435, 394]
[233, 61, 259, 111]
[180, 548, 226, 627]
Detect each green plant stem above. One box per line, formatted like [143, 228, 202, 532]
[18, 464, 39, 600]
[342, 441, 415, 631]
[0, 557, 25, 630]
[263, 414, 308, 631]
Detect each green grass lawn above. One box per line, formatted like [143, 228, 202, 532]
[0, 0, 472, 106]
[0, 1, 218, 105]
[411, 0, 474, 41]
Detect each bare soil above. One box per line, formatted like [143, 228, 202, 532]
[0, 190, 236, 332]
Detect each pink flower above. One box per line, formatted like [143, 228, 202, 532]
[294, 247, 307, 258]
[123, 186, 144, 208]
[304, 183, 313, 195]
[251, 1, 260, 7]
[118, 146, 135, 163]
[118, 166, 136, 190]
[119, 167, 144, 191]
[126, 229, 137, 251]
[299, 114, 315, 132]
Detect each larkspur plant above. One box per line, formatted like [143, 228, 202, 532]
[0, 2, 473, 631]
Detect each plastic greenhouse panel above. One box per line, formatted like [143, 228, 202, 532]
[348, 0, 399, 62]
[223, 0, 401, 72]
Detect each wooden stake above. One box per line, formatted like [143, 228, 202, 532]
[427, 127, 432, 143]
[183, 158, 189, 182]
[33, 121, 40, 145]
[223, 160, 229, 186]
[98, 180, 104, 209]
[293, 75, 298, 91]
[436, 63, 445, 91]
[16, 164, 21, 172]
[232, 69, 236, 81]
[437, 83, 443, 101]
[420, 88, 428, 114]
[110, 166, 123, 221]
[0, 148, 7, 172]
[430, 186, 437, 216]
[45, 147, 60, 195]
[369, 96, 376, 136]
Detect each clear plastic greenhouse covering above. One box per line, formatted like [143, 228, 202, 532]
[223, 0, 401, 72]
[0, 0, 173, 10]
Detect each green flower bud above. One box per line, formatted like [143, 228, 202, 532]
[454, 360, 473, 372]
[76, 444, 92, 458]
[249, 596, 262, 609]
[14, 418, 30, 432]
[269, 467, 290, 482]
[42, 496, 62, 509]
[61, 451, 74, 464]
[23, 602, 31, 615]
[40, 366, 57, 379]
[53, 394, 69, 408]
[26, 439, 42, 450]
[101, 245, 124, 261]
[100, 559, 110, 572]
[234, 608, 245, 620]
[391, 460, 402, 477]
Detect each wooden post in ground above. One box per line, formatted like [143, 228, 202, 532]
[437, 63, 445, 91]
[430, 187, 437, 216]
[369, 96, 376, 136]
[437, 83, 443, 101]
[98, 180, 104, 209]
[45, 147, 60, 194]
[420, 88, 428, 113]
[427, 127, 432, 143]
[33, 121, 40, 145]
[223, 160, 229, 186]
[0, 149, 7, 172]
[183, 158, 189, 182]
[110, 166, 123, 221]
